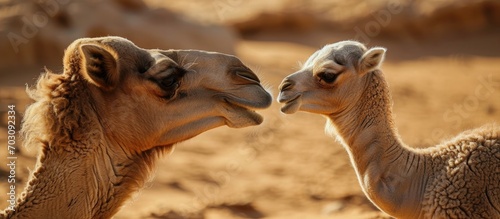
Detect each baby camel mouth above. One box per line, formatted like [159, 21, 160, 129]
[278, 93, 302, 114]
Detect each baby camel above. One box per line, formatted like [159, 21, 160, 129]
[1, 36, 272, 219]
[278, 41, 499, 218]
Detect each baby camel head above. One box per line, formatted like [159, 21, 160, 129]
[60, 36, 271, 151]
[278, 40, 386, 115]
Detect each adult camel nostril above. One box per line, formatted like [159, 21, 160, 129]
[279, 79, 295, 91]
[236, 70, 260, 84]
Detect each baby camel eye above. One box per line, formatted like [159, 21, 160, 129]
[317, 72, 339, 84]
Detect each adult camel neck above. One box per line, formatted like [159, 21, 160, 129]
[4, 137, 162, 219]
[2, 75, 166, 219]
[327, 71, 427, 218]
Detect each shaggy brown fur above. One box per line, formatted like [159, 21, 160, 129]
[278, 40, 499, 218]
[1, 36, 271, 219]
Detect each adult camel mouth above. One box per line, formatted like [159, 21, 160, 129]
[226, 100, 264, 126]
[219, 92, 272, 128]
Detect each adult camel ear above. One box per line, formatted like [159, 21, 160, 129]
[79, 43, 120, 90]
[358, 47, 386, 74]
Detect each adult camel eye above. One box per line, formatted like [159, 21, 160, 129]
[158, 67, 185, 89]
[160, 76, 177, 88]
[317, 72, 339, 84]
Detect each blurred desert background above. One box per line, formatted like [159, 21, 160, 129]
[0, 0, 499, 218]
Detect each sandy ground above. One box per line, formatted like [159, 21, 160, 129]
[1, 34, 499, 218]
[1, 1, 500, 218]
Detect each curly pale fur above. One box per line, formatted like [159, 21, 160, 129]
[422, 125, 500, 218]
[278, 40, 500, 218]
[358, 72, 500, 218]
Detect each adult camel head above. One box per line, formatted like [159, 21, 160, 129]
[63, 36, 272, 152]
[7, 36, 271, 218]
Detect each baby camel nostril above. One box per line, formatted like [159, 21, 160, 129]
[279, 80, 295, 91]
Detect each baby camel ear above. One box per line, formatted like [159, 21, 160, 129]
[79, 43, 120, 90]
[358, 47, 386, 74]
